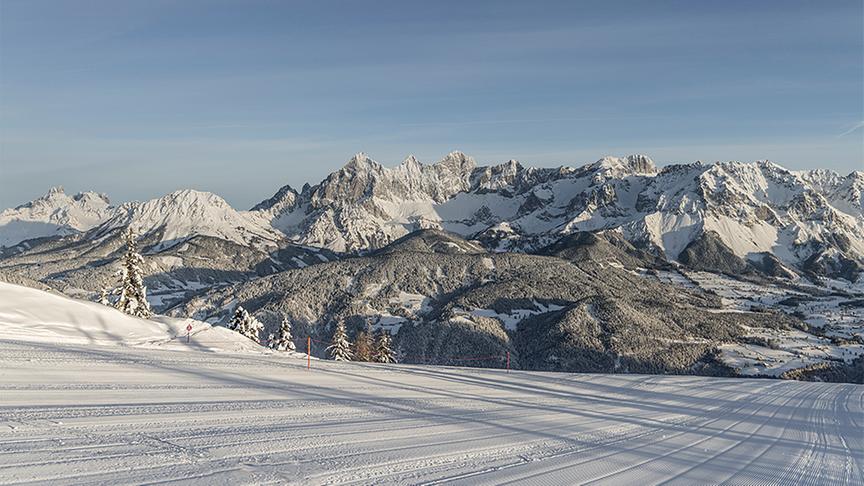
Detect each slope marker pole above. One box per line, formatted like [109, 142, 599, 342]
[506, 351, 510, 373]
[307, 336, 311, 370]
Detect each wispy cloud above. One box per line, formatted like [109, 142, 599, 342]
[838, 121, 864, 138]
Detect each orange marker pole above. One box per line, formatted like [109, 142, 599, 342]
[307, 336, 311, 370]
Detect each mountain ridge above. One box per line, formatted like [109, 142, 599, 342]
[1, 153, 862, 282]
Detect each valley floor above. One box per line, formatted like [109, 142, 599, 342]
[0, 339, 861, 485]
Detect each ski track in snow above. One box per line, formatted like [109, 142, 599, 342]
[0, 340, 861, 485]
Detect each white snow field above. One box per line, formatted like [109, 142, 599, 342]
[1, 284, 863, 485]
[0, 282, 262, 353]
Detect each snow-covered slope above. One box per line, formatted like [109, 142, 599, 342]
[0, 186, 116, 248]
[0, 338, 860, 484]
[0, 282, 262, 352]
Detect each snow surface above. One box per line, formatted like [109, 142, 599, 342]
[0, 342, 861, 485]
[460, 301, 566, 330]
[0, 283, 862, 484]
[0, 282, 263, 353]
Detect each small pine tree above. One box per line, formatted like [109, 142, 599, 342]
[354, 325, 374, 362]
[98, 288, 111, 305]
[374, 329, 396, 363]
[229, 306, 263, 343]
[270, 316, 296, 351]
[115, 228, 152, 318]
[327, 321, 353, 361]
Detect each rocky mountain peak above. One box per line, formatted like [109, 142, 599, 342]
[473, 159, 525, 192]
[400, 154, 422, 168]
[436, 151, 476, 175]
[593, 154, 657, 177]
[250, 184, 298, 213]
[342, 152, 383, 174]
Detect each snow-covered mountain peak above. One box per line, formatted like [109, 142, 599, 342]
[472, 159, 525, 192]
[400, 154, 421, 167]
[160, 189, 231, 208]
[802, 170, 864, 219]
[0, 187, 116, 248]
[30, 186, 111, 208]
[250, 184, 298, 214]
[342, 152, 383, 173]
[93, 189, 283, 250]
[592, 154, 657, 178]
[436, 151, 476, 174]
[697, 160, 804, 209]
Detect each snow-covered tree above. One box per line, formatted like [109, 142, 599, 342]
[374, 329, 396, 363]
[115, 228, 152, 318]
[327, 320, 353, 361]
[229, 306, 263, 343]
[269, 316, 296, 351]
[354, 325, 374, 361]
[98, 288, 111, 306]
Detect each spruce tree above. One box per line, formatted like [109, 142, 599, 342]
[229, 306, 263, 343]
[270, 316, 296, 351]
[115, 228, 152, 318]
[374, 329, 396, 363]
[354, 325, 374, 361]
[327, 321, 353, 361]
[98, 288, 111, 306]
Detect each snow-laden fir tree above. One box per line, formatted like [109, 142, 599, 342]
[229, 306, 263, 343]
[353, 324, 374, 361]
[374, 329, 396, 363]
[269, 316, 296, 351]
[327, 320, 353, 361]
[98, 288, 111, 306]
[114, 228, 152, 318]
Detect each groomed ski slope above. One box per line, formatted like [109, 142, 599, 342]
[0, 284, 862, 485]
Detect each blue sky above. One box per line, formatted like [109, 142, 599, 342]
[1, 0, 862, 209]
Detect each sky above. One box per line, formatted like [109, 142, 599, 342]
[1, 0, 862, 210]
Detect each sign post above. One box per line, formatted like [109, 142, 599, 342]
[186, 323, 192, 343]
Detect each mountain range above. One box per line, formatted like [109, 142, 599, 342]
[1, 152, 862, 381]
[2, 152, 861, 281]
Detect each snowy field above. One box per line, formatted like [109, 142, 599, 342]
[0, 340, 861, 485]
[1, 283, 863, 485]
